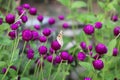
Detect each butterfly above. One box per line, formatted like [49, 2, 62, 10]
[57, 30, 63, 47]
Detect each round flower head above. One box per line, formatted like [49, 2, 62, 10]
[42, 28, 51, 36]
[22, 29, 32, 41]
[92, 59, 104, 70]
[68, 55, 74, 63]
[95, 22, 102, 29]
[10, 23, 19, 30]
[39, 36, 47, 43]
[58, 15, 65, 20]
[29, 7, 37, 15]
[32, 30, 39, 40]
[38, 46, 47, 55]
[49, 47, 54, 54]
[8, 31, 16, 40]
[5, 14, 15, 24]
[10, 66, 17, 71]
[77, 52, 86, 61]
[54, 55, 61, 63]
[2, 68, 7, 74]
[60, 51, 69, 60]
[83, 24, 94, 35]
[113, 26, 120, 36]
[80, 42, 87, 50]
[18, 9, 25, 15]
[37, 14, 43, 22]
[62, 22, 69, 29]
[51, 40, 61, 51]
[34, 24, 40, 30]
[95, 43, 107, 55]
[111, 15, 118, 22]
[113, 48, 119, 56]
[15, 20, 22, 26]
[0, 18, 3, 25]
[21, 15, 28, 23]
[47, 55, 53, 63]
[48, 17, 55, 25]
[84, 77, 92, 80]
[27, 49, 34, 59]
[16, 6, 23, 11]
[23, 3, 30, 9]
[88, 45, 93, 51]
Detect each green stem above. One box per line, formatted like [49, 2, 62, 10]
[17, 41, 27, 73]
[53, 61, 62, 80]
[2, 38, 18, 80]
[6, 0, 11, 14]
[21, 60, 31, 76]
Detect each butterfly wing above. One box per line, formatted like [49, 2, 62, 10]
[57, 30, 63, 47]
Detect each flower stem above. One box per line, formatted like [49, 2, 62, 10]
[21, 60, 31, 76]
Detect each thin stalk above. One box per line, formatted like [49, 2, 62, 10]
[21, 60, 31, 76]
[17, 41, 27, 73]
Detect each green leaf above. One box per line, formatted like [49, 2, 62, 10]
[79, 62, 93, 71]
[57, 0, 70, 7]
[9, 69, 17, 78]
[0, 23, 9, 31]
[71, 1, 86, 9]
[98, 1, 105, 9]
[0, 61, 6, 67]
[107, 39, 116, 56]
[21, 77, 30, 80]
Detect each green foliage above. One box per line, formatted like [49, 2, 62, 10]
[71, 1, 87, 9]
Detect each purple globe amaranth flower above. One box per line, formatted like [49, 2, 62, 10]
[5, 14, 15, 24]
[16, 6, 23, 11]
[48, 17, 55, 25]
[18, 9, 25, 15]
[51, 40, 61, 51]
[95, 22, 102, 29]
[77, 52, 86, 61]
[38, 46, 47, 55]
[29, 7, 37, 15]
[49, 47, 54, 54]
[113, 48, 119, 56]
[62, 22, 69, 29]
[111, 15, 118, 22]
[2, 68, 7, 74]
[23, 3, 30, 9]
[54, 56, 61, 63]
[58, 15, 65, 20]
[84, 77, 92, 80]
[80, 42, 87, 50]
[89, 51, 93, 57]
[113, 26, 120, 36]
[47, 55, 53, 63]
[27, 49, 34, 59]
[0, 18, 3, 25]
[34, 24, 40, 30]
[83, 24, 94, 35]
[37, 14, 43, 22]
[60, 51, 69, 60]
[22, 29, 32, 41]
[8, 31, 16, 40]
[21, 15, 28, 23]
[15, 20, 22, 26]
[39, 36, 47, 43]
[10, 66, 17, 71]
[93, 59, 104, 70]
[68, 55, 74, 63]
[42, 28, 51, 36]
[88, 45, 93, 51]
[10, 23, 19, 30]
[95, 43, 107, 55]
[31, 30, 39, 40]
